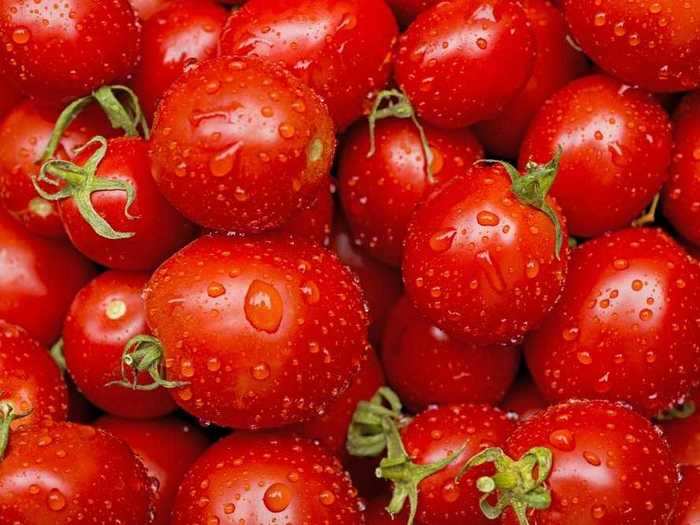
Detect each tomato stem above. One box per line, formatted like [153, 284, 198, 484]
[346, 387, 406, 457]
[656, 399, 696, 421]
[49, 339, 67, 374]
[631, 193, 660, 228]
[0, 402, 31, 460]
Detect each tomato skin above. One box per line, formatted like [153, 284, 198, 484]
[144, 233, 369, 429]
[381, 296, 520, 411]
[171, 433, 364, 524]
[280, 178, 335, 247]
[95, 415, 209, 525]
[519, 75, 672, 238]
[660, 410, 700, 467]
[499, 375, 548, 421]
[338, 118, 483, 267]
[129, 0, 170, 20]
[0, 82, 21, 120]
[63, 271, 177, 419]
[562, 0, 700, 93]
[474, 0, 589, 159]
[150, 56, 335, 232]
[403, 164, 569, 346]
[675, 466, 700, 525]
[394, 0, 535, 129]
[0, 0, 142, 102]
[219, 0, 398, 131]
[525, 228, 700, 417]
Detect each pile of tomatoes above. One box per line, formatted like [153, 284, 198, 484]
[0, 0, 699, 524]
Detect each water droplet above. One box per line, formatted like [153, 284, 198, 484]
[207, 282, 226, 298]
[223, 503, 236, 514]
[319, 490, 336, 506]
[244, 280, 283, 333]
[260, 106, 274, 118]
[47, 489, 66, 511]
[209, 143, 241, 178]
[476, 250, 505, 292]
[11, 26, 30, 44]
[292, 100, 306, 113]
[591, 504, 606, 519]
[594, 12, 606, 26]
[251, 362, 271, 381]
[526, 260, 540, 279]
[300, 281, 320, 304]
[613, 259, 629, 270]
[562, 327, 579, 341]
[178, 387, 193, 401]
[207, 357, 221, 372]
[279, 123, 296, 139]
[583, 451, 601, 466]
[631, 280, 643, 291]
[549, 429, 576, 451]
[476, 37, 487, 49]
[639, 309, 653, 321]
[180, 360, 195, 378]
[429, 228, 457, 253]
[207, 517, 220, 525]
[263, 483, 292, 512]
[205, 80, 220, 94]
[476, 210, 500, 227]
[576, 351, 592, 365]
[441, 481, 460, 503]
[29, 484, 40, 495]
[105, 300, 127, 320]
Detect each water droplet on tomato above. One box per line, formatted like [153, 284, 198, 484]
[476, 250, 505, 292]
[180, 360, 195, 378]
[562, 327, 579, 341]
[613, 258, 629, 270]
[639, 309, 653, 321]
[441, 481, 460, 502]
[11, 26, 30, 44]
[549, 429, 576, 451]
[583, 451, 601, 466]
[207, 357, 221, 372]
[279, 123, 296, 139]
[476, 210, 500, 227]
[300, 281, 320, 304]
[263, 483, 292, 512]
[223, 503, 235, 514]
[429, 228, 457, 253]
[207, 282, 226, 298]
[47, 489, 66, 511]
[209, 143, 241, 178]
[525, 260, 540, 279]
[251, 362, 271, 380]
[319, 490, 336, 506]
[591, 504, 606, 519]
[244, 280, 283, 333]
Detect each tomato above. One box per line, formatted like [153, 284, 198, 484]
[660, 410, 700, 467]
[131, 0, 227, 120]
[562, 0, 700, 92]
[129, 0, 170, 20]
[384, 0, 439, 26]
[394, 0, 535, 129]
[366, 497, 408, 524]
[0, 211, 95, 345]
[63, 271, 177, 419]
[150, 56, 335, 232]
[474, 0, 589, 159]
[663, 92, 700, 248]
[279, 178, 335, 247]
[381, 296, 520, 411]
[0, 0, 142, 102]
[519, 74, 672, 238]
[403, 160, 569, 346]
[0, 421, 154, 524]
[500, 375, 548, 421]
[338, 112, 483, 267]
[96, 415, 209, 525]
[526, 228, 700, 417]
[0, 82, 21, 120]
[219, 0, 398, 131]
[171, 433, 364, 524]
[675, 466, 700, 525]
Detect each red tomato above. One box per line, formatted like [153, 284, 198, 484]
[129, 0, 170, 20]
[675, 466, 700, 525]
[0, 82, 21, 120]
[0, 0, 142, 102]
[0, 211, 95, 345]
[499, 375, 548, 421]
[219, 0, 398, 131]
[279, 178, 335, 247]
[384, 0, 439, 26]
[403, 161, 569, 346]
[131, 0, 227, 120]
[663, 92, 700, 248]
[526, 228, 700, 417]
[171, 433, 364, 524]
[150, 56, 335, 232]
[394, 0, 535, 129]
[562, 0, 700, 92]
[474, 0, 589, 159]
[96, 415, 209, 525]
[339, 116, 483, 267]
[63, 271, 177, 419]
[381, 296, 520, 411]
[0, 421, 154, 524]
[519, 74, 672, 238]
[660, 410, 700, 467]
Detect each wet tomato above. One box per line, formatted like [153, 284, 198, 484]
[675, 466, 700, 525]
[660, 409, 700, 467]
[499, 375, 548, 421]
[0, 82, 21, 120]
[278, 178, 335, 247]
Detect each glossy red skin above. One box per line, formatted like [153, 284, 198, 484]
[96, 415, 209, 525]
[519, 75, 672, 238]
[562, 0, 700, 93]
[474, 0, 589, 159]
[499, 375, 548, 421]
[132, 0, 227, 120]
[660, 411, 700, 467]
[0, 0, 141, 102]
[382, 296, 520, 411]
[63, 271, 177, 419]
[339, 118, 484, 267]
[0, 421, 154, 524]
[279, 178, 334, 247]
[144, 233, 369, 429]
[0, 320, 67, 430]
[129, 0, 170, 19]
[60, 137, 196, 270]
[150, 56, 335, 232]
[526, 228, 700, 417]
[172, 433, 364, 524]
[219, 0, 398, 131]
[403, 164, 569, 346]
[384, 0, 439, 26]
[501, 400, 678, 525]
[0, 82, 21, 119]
[365, 497, 408, 524]
[663, 92, 700, 248]
[0, 211, 95, 345]
[400, 404, 515, 525]
[394, 0, 535, 129]
[675, 466, 700, 525]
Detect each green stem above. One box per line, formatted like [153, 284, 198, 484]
[632, 193, 660, 227]
[346, 387, 406, 457]
[49, 339, 66, 374]
[656, 400, 696, 421]
[0, 402, 31, 460]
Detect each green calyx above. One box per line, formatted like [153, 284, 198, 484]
[346, 386, 405, 457]
[0, 401, 32, 460]
[106, 335, 187, 391]
[456, 446, 553, 525]
[656, 400, 696, 421]
[49, 339, 66, 374]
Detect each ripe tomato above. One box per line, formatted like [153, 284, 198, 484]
[381, 296, 520, 411]
[171, 433, 364, 524]
[63, 271, 177, 419]
[675, 466, 700, 525]
[219, 0, 398, 131]
[96, 415, 209, 525]
[0, 0, 142, 102]
[526, 228, 700, 417]
[499, 375, 548, 421]
[279, 178, 335, 247]
[562, 0, 700, 92]
[519, 74, 672, 238]
[394, 0, 535, 129]
[150, 56, 335, 232]
[403, 160, 568, 346]
[660, 410, 700, 467]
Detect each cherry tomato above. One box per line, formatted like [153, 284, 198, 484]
[171, 433, 364, 524]
[499, 375, 548, 421]
[279, 178, 335, 247]
[526, 228, 700, 417]
[150, 56, 335, 232]
[63, 271, 177, 419]
[219, 0, 398, 131]
[394, 0, 535, 129]
[384, 0, 439, 26]
[660, 410, 700, 467]
[0, 0, 142, 102]
[675, 466, 700, 525]
[381, 296, 520, 411]
[562, 0, 700, 92]
[96, 415, 209, 525]
[519, 74, 672, 238]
